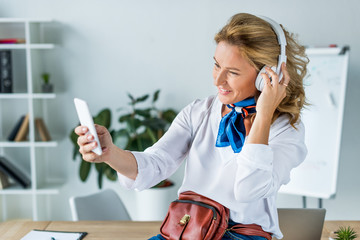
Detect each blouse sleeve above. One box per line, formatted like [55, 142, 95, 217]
[233, 116, 307, 202]
[117, 100, 198, 191]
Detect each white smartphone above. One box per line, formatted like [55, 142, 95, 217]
[74, 98, 102, 155]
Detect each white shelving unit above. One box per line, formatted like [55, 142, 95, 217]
[0, 18, 61, 220]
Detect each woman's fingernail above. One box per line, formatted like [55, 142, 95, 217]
[87, 135, 92, 140]
[82, 127, 87, 132]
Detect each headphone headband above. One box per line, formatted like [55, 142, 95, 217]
[256, 15, 287, 76]
[257, 15, 287, 48]
[254, 15, 288, 91]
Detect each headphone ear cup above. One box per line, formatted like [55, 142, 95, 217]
[255, 66, 277, 91]
[255, 66, 267, 92]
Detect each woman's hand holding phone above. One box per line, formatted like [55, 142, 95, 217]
[74, 98, 113, 163]
[75, 124, 113, 163]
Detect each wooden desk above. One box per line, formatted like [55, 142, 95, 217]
[0, 220, 161, 240]
[0, 220, 359, 240]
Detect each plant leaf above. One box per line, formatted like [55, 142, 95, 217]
[119, 114, 132, 123]
[135, 108, 152, 118]
[109, 129, 116, 139]
[104, 167, 118, 181]
[146, 127, 158, 144]
[95, 162, 106, 171]
[162, 109, 177, 123]
[94, 162, 105, 188]
[97, 165, 104, 189]
[70, 128, 80, 160]
[115, 128, 130, 138]
[137, 132, 154, 150]
[135, 94, 149, 103]
[125, 134, 152, 151]
[127, 118, 142, 132]
[94, 108, 111, 128]
[79, 160, 91, 182]
[142, 118, 167, 131]
[127, 93, 135, 104]
[136, 136, 143, 151]
[335, 226, 358, 240]
[70, 128, 78, 145]
[72, 145, 80, 161]
[153, 89, 160, 103]
[125, 138, 137, 151]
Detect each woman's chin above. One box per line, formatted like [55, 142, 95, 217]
[217, 94, 234, 105]
[217, 94, 254, 105]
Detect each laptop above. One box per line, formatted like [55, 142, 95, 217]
[273, 208, 326, 240]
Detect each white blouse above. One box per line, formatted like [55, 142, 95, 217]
[117, 95, 307, 239]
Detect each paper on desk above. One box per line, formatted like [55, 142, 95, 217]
[21, 229, 87, 240]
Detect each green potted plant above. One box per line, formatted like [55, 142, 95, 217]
[115, 89, 177, 188]
[333, 226, 357, 240]
[69, 90, 177, 191]
[41, 72, 53, 93]
[116, 90, 178, 220]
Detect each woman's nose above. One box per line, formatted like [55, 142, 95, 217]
[214, 70, 227, 86]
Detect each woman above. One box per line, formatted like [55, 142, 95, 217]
[75, 13, 308, 239]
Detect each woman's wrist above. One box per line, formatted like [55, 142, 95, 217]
[247, 112, 272, 145]
[254, 111, 273, 124]
[103, 144, 138, 180]
[103, 143, 118, 165]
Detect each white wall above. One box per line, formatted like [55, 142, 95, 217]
[0, 0, 360, 221]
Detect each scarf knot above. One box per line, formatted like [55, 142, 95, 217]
[215, 97, 256, 153]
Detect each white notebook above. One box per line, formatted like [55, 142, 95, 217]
[21, 229, 87, 240]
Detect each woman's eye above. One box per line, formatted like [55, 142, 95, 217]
[229, 71, 239, 76]
[214, 63, 220, 68]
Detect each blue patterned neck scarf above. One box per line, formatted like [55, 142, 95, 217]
[215, 97, 256, 153]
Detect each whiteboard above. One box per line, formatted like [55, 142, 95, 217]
[279, 46, 349, 199]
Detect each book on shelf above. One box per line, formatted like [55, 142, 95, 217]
[14, 113, 29, 142]
[0, 50, 13, 93]
[7, 115, 26, 141]
[35, 118, 51, 141]
[0, 156, 31, 188]
[0, 38, 26, 44]
[0, 170, 10, 189]
[7, 115, 52, 142]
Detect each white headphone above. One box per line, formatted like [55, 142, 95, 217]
[254, 16, 287, 91]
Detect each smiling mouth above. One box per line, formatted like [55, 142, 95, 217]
[219, 87, 231, 93]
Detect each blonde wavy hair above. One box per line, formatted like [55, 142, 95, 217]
[214, 13, 309, 127]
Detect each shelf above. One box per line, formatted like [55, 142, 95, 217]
[0, 141, 58, 148]
[36, 182, 62, 194]
[0, 93, 56, 99]
[0, 182, 61, 195]
[33, 141, 58, 147]
[0, 93, 28, 99]
[0, 17, 59, 221]
[32, 93, 56, 99]
[28, 44, 55, 50]
[0, 44, 55, 50]
[0, 185, 33, 195]
[0, 18, 53, 23]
